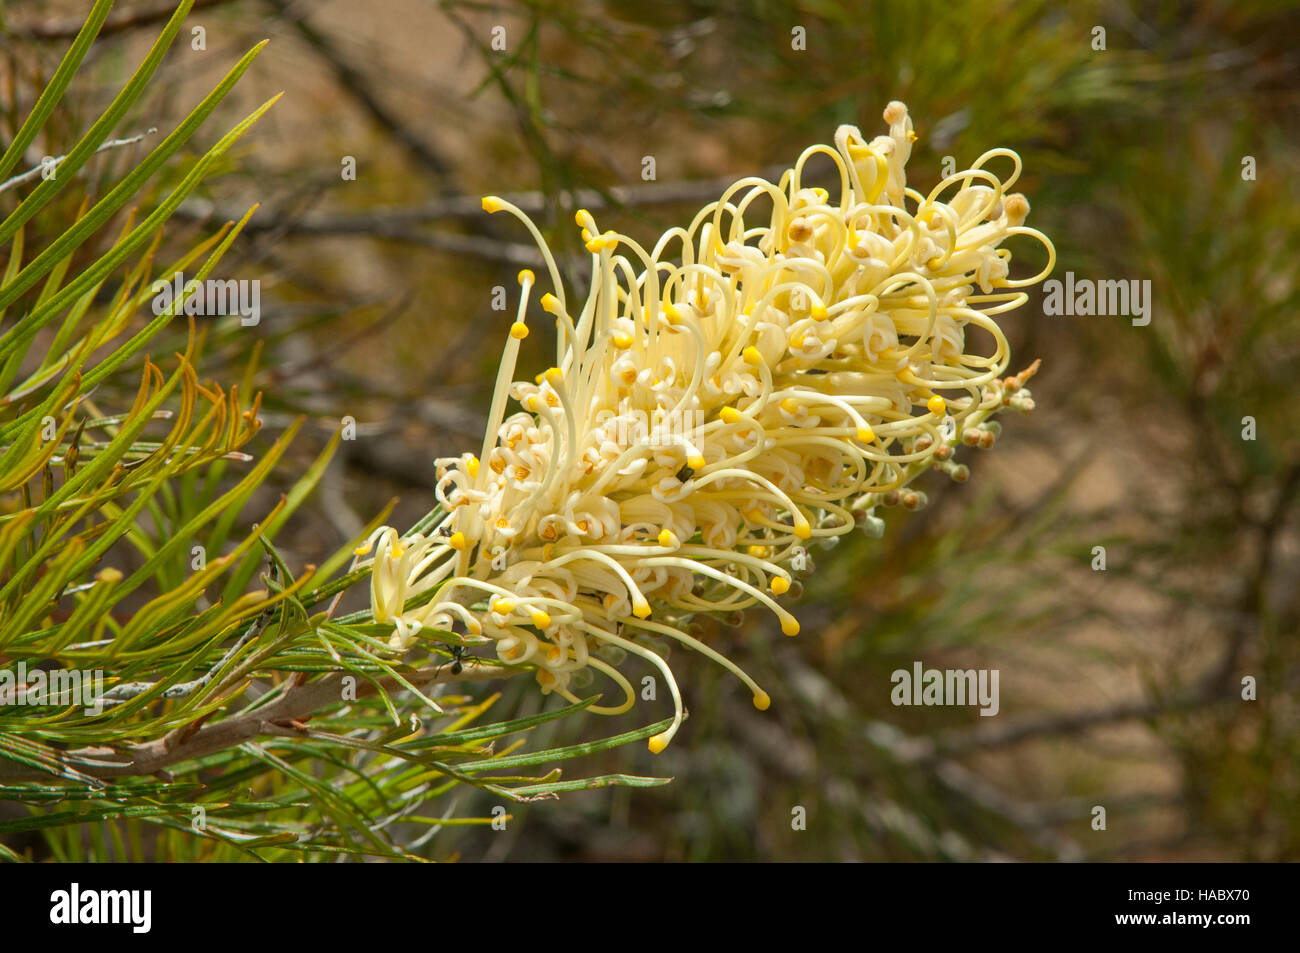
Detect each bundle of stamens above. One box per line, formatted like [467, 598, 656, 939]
[358, 102, 1055, 752]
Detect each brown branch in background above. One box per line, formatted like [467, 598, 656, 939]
[356, 227, 540, 266]
[267, 290, 415, 383]
[263, 0, 459, 190]
[910, 687, 1238, 765]
[0, 661, 518, 784]
[173, 165, 792, 232]
[6, 0, 240, 41]
[1204, 459, 1300, 696]
[180, 203, 540, 264]
[172, 165, 795, 268]
[774, 650, 1215, 860]
[892, 639, 1300, 766]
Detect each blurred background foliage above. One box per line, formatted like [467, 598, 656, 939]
[2, 0, 1297, 860]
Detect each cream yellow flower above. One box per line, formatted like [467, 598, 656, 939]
[360, 102, 1055, 752]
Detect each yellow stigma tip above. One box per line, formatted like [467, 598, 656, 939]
[781, 617, 801, 637]
[481, 195, 504, 214]
[517, 269, 535, 285]
[742, 346, 762, 366]
[448, 531, 467, 551]
[540, 293, 560, 315]
[574, 209, 589, 227]
[545, 367, 564, 385]
[658, 529, 676, 547]
[857, 427, 876, 443]
[648, 735, 668, 754]
[811, 303, 828, 319]
[510, 322, 529, 339]
[633, 601, 652, 619]
[771, 576, 790, 595]
[530, 610, 551, 628]
[927, 395, 947, 415]
[687, 456, 705, 471]
[466, 455, 480, 477]
[720, 407, 742, 424]
[352, 543, 372, 556]
[753, 691, 771, 711]
[612, 332, 633, 349]
[794, 521, 812, 540]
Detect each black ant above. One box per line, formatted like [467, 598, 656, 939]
[438, 619, 472, 675]
[438, 642, 468, 676]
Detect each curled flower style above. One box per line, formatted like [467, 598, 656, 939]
[359, 102, 1055, 752]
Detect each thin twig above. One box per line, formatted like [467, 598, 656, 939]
[97, 577, 278, 706]
[0, 128, 157, 195]
[0, 660, 518, 784]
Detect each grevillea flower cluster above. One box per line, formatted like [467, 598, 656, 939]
[357, 102, 1055, 752]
